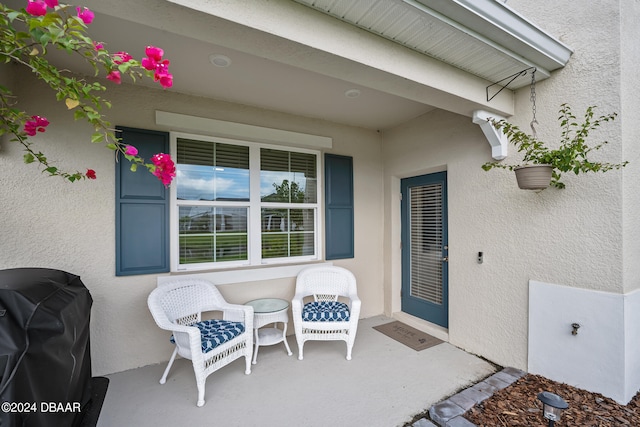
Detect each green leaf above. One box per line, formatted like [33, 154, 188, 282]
[23, 153, 35, 164]
[482, 104, 628, 189]
[118, 63, 132, 73]
[7, 11, 21, 22]
[38, 32, 52, 45]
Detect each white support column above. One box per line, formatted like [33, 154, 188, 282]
[472, 110, 508, 160]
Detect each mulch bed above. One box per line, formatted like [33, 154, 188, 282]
[465, 374, 640, 426]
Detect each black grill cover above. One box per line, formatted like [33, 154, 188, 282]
[0, 268, 93, 427]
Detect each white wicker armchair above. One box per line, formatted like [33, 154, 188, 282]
[291, 266, 361, 360]
[147, 279, 253, 407]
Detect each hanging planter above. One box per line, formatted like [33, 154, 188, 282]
[481, 69, 627, 190]
[513, 164, 553, 190]
[482, 104, 628, 189]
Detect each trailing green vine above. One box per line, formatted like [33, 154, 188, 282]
[482, 104, 628, 189]
[0, 1, 175, 184]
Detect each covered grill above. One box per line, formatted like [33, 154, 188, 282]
[0, 268, 101, 427]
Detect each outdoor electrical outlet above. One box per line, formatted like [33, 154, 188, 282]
[477, 252, 483, 264]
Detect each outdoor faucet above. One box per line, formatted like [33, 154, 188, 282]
[571, 323, 580, 336]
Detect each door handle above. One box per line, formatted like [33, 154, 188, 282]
[442, 256, 449, 262]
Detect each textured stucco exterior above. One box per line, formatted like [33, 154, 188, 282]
[381, 0, 639, 403]
[1, 0, 638, 404]
[0, 70, 385, 375]
[620, 0, 640, 293]
[508, 0, 640, 403]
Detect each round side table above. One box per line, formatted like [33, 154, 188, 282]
[245, 298, 293, 364]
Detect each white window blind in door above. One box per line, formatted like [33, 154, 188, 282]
[409, 183, 443, 305]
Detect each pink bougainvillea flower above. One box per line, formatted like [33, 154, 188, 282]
[153, 59, 173, 88]
[26, 0, 47, 16]
[106, 70, 121, 84]
[24, 124, 37, 136]
[142, 47, 165, 72]
[145, 46, 164, 62]
[140, 56, 156, 71]
[76, 6, 94, 24]
[156, 72, 173, 89]
[44, 0, 58, 7]
[124, 145, 138, 156]
[156, 59, 169, 72]
[86, 169, 97, 179]
[93, 41, 104, 51]
[153, 59, 170, 76]
[142, 54, 173, 88]
[113, 51, 132, 64]
[24, 115, 50, 136]
[151, 153, 176, 186]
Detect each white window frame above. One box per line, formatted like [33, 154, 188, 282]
[169, 131, 322, 272]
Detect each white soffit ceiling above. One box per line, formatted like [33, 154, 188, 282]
[292, 0, 572, 92]
[8, 0, 572, 130]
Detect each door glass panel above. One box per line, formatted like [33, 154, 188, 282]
[410, 183, 443, 304]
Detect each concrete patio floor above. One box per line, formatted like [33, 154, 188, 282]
[96, 315, 496, 427]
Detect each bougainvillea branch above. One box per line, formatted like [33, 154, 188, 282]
[0, 1, 175, 184]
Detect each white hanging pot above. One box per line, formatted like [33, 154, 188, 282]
[514, 164, 553, 190]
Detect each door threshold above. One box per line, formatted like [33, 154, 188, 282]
[392, 311, 449, 342]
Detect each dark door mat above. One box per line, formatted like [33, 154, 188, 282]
[373, 321, 443, 351]
[79, 377, 109, 427]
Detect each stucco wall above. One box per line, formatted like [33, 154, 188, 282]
[0, 69, 384, 375]
[2, 0, 638, 390]
[382, 0, 638, 378]
[620, 0, 640, 293]
[383, 103, 626, 370]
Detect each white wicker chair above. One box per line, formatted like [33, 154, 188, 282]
[147, 279, 253, 407]
[291, 266, 361, 360]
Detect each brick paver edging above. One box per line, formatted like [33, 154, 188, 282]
[412, 367, 527, 427]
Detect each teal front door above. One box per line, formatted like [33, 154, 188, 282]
[401, 172, 448, 328]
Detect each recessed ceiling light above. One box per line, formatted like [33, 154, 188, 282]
[344, 89, 361, 98]
[209, 54, 231, 67]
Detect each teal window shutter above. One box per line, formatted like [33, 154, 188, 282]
[324, 154, 354, 259]
[115, 127, 170, 276]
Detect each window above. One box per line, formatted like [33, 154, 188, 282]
[171, 133, 320, 271]
[115, 125, 353, 277]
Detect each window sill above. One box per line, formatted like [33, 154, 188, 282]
[157, 261, 333, 286]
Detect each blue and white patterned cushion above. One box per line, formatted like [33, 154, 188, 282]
[302, 301, 350, 322]
[170, 319, 245, 353]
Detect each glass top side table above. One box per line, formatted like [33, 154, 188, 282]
[245, 298, 293, 364]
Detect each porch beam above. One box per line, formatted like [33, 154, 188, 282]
[140, 0, 515, 117]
